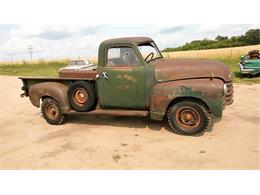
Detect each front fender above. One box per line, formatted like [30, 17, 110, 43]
[149, 79, 224, 120]
[28, 82, 70, 112]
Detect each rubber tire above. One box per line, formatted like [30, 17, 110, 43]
[41, 98, 65, 125]
[167, 100, 211, 136]
[67, 81, 97, 112]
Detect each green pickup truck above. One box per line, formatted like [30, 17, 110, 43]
[20, 37, 233, 136]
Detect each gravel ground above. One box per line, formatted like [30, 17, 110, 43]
[0, 76, 259, 169]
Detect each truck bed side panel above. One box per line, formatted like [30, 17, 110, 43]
[28, 82, 70, 112]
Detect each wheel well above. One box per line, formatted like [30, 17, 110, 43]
[69, 80, 97, 92]
[41, 95, 51, 99]
[41, 95, 54, 103]
[69, 80, 97, 95]
[166, 97, 211, 114]
[40, 96, 64, 110]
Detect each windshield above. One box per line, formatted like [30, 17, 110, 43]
[138, 41, 163, 62]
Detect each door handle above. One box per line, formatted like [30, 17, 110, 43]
[102, 72, 109, 80]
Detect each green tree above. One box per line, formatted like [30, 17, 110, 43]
[215, 35, 228, 42]
[162, 28, 260, 52]
[245, 29, 260, 45]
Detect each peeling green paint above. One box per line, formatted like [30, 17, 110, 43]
[150, 79, 225, 121]
[97, 66, 147, 109]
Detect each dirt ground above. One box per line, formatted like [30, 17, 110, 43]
[0, 76, 259, 169]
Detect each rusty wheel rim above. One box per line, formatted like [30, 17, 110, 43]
[175, 106, 201, 131]
[73, 88, 88, 106]
[45, 103, 59, 120]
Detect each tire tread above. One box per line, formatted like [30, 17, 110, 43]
[167, 101, 211, 136]
[41, 98, 65, 125]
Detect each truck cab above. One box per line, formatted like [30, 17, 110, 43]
[96, 37, 158, 110]
[20, 37, 234, 136]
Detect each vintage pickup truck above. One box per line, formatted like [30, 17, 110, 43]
[20, 37, 233, 136]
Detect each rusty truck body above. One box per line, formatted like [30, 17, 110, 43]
[20, 37, 233, 135]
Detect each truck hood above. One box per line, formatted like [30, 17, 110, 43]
[154, 59, 232, 82]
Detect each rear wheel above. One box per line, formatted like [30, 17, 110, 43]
[167, 100, 211, 136]
[41, 98, 65, 125]
[68, 81, 97, 112]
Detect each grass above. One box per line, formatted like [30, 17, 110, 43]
[0, 45, 260, 83]
[0, 60, 68, 77]
[0, 58, 98, 77]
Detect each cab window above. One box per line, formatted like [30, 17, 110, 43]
[106, 46, 140, 66]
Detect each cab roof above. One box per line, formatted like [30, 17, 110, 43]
[98, 37, 154, 66]
[101, 37, 153, 45]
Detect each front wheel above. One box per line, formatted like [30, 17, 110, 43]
[41, 98, 66, 125]
[167, 100, 211, 136]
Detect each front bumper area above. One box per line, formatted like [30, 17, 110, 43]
[239, 63, 254, 75]
[223, 80, 234, 107]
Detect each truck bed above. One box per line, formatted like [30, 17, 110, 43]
[19, 69, 97, 97]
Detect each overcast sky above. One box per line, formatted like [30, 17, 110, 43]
[0, 24, 259, 61]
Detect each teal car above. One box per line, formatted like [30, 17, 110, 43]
[239, 50, 260, 76]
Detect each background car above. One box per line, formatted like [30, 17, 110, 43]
[59, 59, 96, 71]
[239, 50, 260, 76]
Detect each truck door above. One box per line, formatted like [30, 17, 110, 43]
[97, 45, 146, 109]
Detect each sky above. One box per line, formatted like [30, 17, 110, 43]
[0, 24, 259, 61]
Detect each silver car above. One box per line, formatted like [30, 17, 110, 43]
[59, 59, 97, 71]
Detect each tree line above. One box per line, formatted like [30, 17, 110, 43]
[162, 29, 260, 52]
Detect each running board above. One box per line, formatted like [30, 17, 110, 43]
[65, 109, 149, 117]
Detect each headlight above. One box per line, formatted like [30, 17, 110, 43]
[223, 83, 228, 95]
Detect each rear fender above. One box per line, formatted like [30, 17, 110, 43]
[149, 79, 224, 120]
[28, 82, 70, 112]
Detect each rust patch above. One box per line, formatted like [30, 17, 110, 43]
[154, 59, 231, 82]
[123, 75, 137, 83]
[149, 78, 226, 120]
[116, 74, 137, 83]
[28, 82, 70, 112]
[59, 70, 97, 79]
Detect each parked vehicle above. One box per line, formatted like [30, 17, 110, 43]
[19, 37, 234, 136]
[239, 50, 260, 76]
[59, 59, 96, 76]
